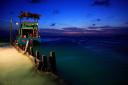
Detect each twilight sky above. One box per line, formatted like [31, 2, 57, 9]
[0, 0, 128, 29]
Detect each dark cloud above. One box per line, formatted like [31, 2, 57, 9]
[125, 22, 128, 25]
[92, 0, 110, 6]
[28, 0, 47, 4]
[96, 18, 101, 21]
[50, 23, 56, 26]
[92, 24, 96, 26]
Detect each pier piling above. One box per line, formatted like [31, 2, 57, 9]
[31, 47, 34, 56]
[37, 56, 43, 71]
[42, 55, 47, 71]
[49, 51, 57, 74]
[35, 50, 40, 65]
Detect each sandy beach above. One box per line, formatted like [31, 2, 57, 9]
[0, 46, 58, 85]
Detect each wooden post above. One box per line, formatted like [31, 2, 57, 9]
[31, 47, 33, 55]
[29, 46, 31, 55]
[23, 45, 25, 51]
[35, 50, 39, 65]
[37, 56, 43, 71]
[49, 51, 57, 74]
[17, 44, 20, 51]
[10, 17, 13, 46]
[42, 55, 47, 71]
[16, 43, 19, 51]
[35, 50, 39, 59]
[20, 44, 23, 50]
[20, 45, 24, 50]
[24, 40, 29, 53]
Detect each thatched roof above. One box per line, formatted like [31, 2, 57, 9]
[19, 12, 41, 19]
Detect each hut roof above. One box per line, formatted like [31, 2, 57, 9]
[19, 12, 41, 19]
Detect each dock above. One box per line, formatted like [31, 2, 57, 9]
[0, 44, 62, 85]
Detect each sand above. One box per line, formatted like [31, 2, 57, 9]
[0, 46, 57, 85]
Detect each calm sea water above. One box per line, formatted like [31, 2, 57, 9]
[33, 37, 128, 85]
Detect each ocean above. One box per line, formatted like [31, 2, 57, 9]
[32, 36, 128, 85]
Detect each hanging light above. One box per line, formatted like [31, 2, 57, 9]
[16, 22, 19, 26]
[36, 23, 38, 26]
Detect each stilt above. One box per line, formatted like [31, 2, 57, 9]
[31, 47, 34, 56]
[49, 51, 57, 74]
[42, 55, 47, 71]
[37, 56, 43, 71]
[35, 50, 39, 65]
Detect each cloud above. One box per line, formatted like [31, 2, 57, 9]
[92, 0, 110, 6]
[62, 27, 85, 32]
[96, 18, 101, 22]
[50, 23, 56, 26]
[39, 26, 128, 36]
[125, 22, 128, 25]
[28, 0, 47, 4]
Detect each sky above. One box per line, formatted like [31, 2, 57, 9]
[0, 0, 128, 29]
